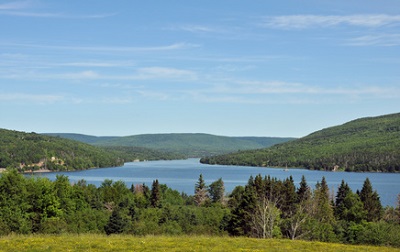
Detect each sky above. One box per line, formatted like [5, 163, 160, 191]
[1, 0, 399, 137]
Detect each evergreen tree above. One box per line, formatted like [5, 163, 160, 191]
[359, 178, 383, 222]
[208, 178, 225, 204]
[254, 174, 264, 197]
[228, 182, 257, 236]
[314, 177, 334, 223]
[310, 177, 336, 242]
[340, 191, 366, 223]
[297, 175, 311, 203]
[150, 179, 161, 208]
[104, 208, 126, 235]
[281, 176, 297, 218]
[194, 174, 208, 206]
[334, 180, 351, 219]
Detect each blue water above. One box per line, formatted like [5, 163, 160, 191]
[31, 158, 400, 207]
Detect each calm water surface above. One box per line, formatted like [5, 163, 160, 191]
[33, 158, 400, 207]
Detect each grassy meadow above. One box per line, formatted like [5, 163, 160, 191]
[0, 235, 398, 252]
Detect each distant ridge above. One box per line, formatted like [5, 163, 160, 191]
[201, 113, 400, 172]
[44, 133, 295, 158]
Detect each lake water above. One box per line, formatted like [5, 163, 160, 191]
[32, 158, 400, 207]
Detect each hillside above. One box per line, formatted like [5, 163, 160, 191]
[89, 133, 294, 157]
[201, 113, 400, 172]
[0, 129, 123, 171]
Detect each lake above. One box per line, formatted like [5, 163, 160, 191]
[32, 158, 400, 207]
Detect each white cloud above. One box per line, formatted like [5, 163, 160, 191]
[0, 1, 31, 10]
[346, 34, 400, 46]
[136, 67, 197, 80]
[262, 14, 400, 29]
[185, 79, 400, 105]
[0, 10, 116, 19]
[0, 1, 116, 19]
[61, 61, 136, 68]
[177, 24, 218, 33]
[0, 93, 63, 104]
[58, 70, 100, 80]
[5, 42, 198, 53]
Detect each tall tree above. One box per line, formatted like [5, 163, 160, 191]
[194, 174, 208, 206]
[297, 175, 311, 204]
[208, 178, 225, 204]
[334, 180, 351, 219]
[150, 179, 161, 208]
[281, 176, 297, 218]
[358, 178, 383, 222]
[310, 177, 336, 242]
[228, 182, 257, 236]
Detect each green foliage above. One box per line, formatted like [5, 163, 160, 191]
[208, 178, 225, 204]
[194, 174, 208, 206]
[150, 179, 161, 208]
[201, 113, 400, 172]
[0, 129, 123, 171]
[359, 178, 383, 221]
[0, 168, 399, 248]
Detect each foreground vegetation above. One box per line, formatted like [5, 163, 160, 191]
[0, 170, 399, 248]
[201, 113, 400, 172]
[0, 234, 398, 252]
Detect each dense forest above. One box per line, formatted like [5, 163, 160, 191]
[46, 133, 295, 157]
[0, 129, 124, 171]
[201, 113, 400, 172]
[0, 129, 188, 171]
[0, 170, 399, 247]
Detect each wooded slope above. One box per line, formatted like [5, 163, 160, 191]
[0, 129, 123, 171]
[201, 113, 400, 172]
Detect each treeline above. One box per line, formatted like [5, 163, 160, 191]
[0, 129, 185, 171]
[0, 170, 399, 247]
[201, 113, 400, 172]
[0, 129, 123, 171]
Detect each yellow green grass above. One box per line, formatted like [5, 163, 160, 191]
[0, 235, 398, 252]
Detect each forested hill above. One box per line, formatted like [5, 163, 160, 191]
[46, 133, 295, 157]
[201, 113, 400, 172]
[0, 129, 123, 171]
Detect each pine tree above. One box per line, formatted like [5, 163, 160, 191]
[359, 178, 383, 221]
[334, 180, 351, 219]
[310, 177, 336, 242]
[208, 178, 225, 204]
[314, 177, 334, 223]
[281, 176, 297, 218]
[194, 174, 208, 206]
[104, 208, 126, 235]
[297, 175, 311, 203]
[150, 179, 161, 208]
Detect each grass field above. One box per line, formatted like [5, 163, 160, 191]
[0, 235, 398, 252]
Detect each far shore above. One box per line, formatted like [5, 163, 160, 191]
[0, 168, 52, 173]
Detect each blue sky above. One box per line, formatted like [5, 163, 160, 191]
[1, 0, 399, 137]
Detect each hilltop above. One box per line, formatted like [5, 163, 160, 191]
[45, 133, 295, 157]
[201, 113, 400, 172]
[0, 129, 123, 171]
